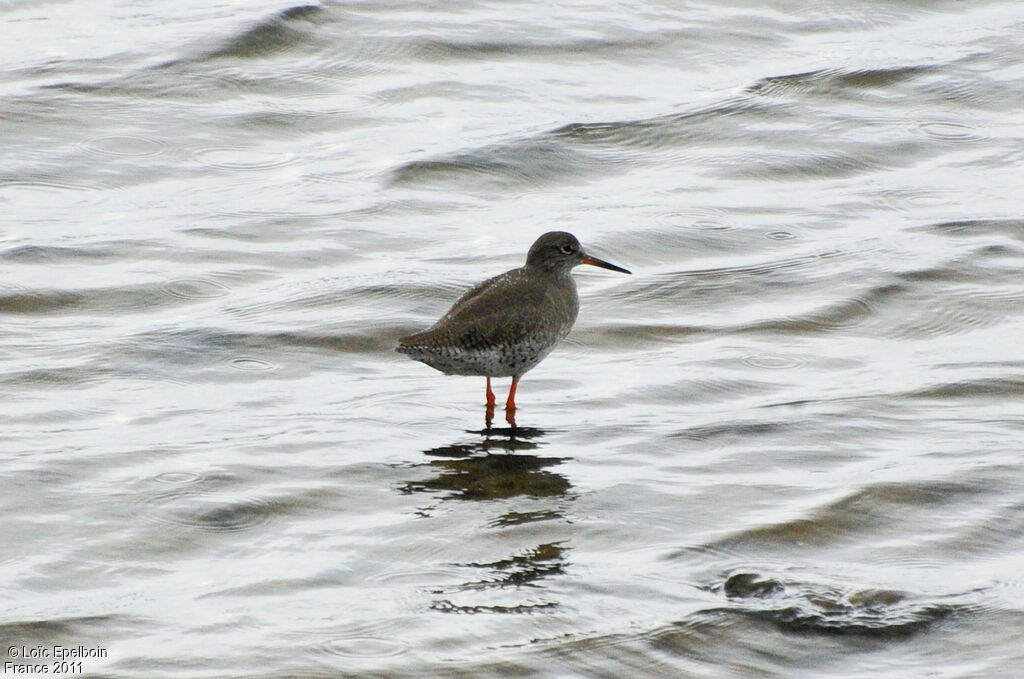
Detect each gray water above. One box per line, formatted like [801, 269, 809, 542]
[3, 1, 1024, 677]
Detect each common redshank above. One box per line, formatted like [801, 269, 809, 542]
[397, 231, 630, 421]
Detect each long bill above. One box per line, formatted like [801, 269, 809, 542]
[581, 253, 632, 275]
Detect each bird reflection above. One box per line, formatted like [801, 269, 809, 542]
[430, 541, 569, 614]
[401, 426, 570, 503]
[400, 426, 573, 614]
[453, 541, 568, 589]
[485, 401, 513, 429]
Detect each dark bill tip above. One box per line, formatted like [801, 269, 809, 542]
[581, 253, 631, 275]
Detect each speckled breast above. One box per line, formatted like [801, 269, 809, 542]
[400, 336, 561, 378]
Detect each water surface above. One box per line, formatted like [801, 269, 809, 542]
[3, 1, 1024, 677]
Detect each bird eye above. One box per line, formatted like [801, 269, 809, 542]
[560, 244, 575, 255]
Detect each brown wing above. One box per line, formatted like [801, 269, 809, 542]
[399, 267, 559, 350]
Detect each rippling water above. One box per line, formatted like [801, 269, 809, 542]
[3, 1, 1024, 677]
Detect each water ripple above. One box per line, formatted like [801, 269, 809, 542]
[81, 135, 167, 158]
[917, 218, 1024, 241]
[312, 635, 410, 659]
[711, 481, 987, 551]
[769, 295, 876, 333]
[1, 242, 145, 263]
[389, 99, 775, 190]
[1, 177, 109, 210]
[742, 354, 806, 370]
[904, 378, 1024, 400]
[228, 357, 277, 372]
[47, 67, 254, 103]
[0, 284, 178, 315]
[153, 471, 204, 485]
[277, 618, 413, 664]
[551, 99, 774, 152]
[654, 206, 734, 232]
[746, 65, 934, 99]
[613, 248, 845, 307]
[201, 5, 325, 61]
[389, 140, 620, 191]
[136, 478, 277, 533]
[161, 278, 231, 300]
[192, 145, 299, 171]
[917, 120, 987, 143]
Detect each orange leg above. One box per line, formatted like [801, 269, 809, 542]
[486, 377, 496, 407]
[505, 377, 519, 411]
